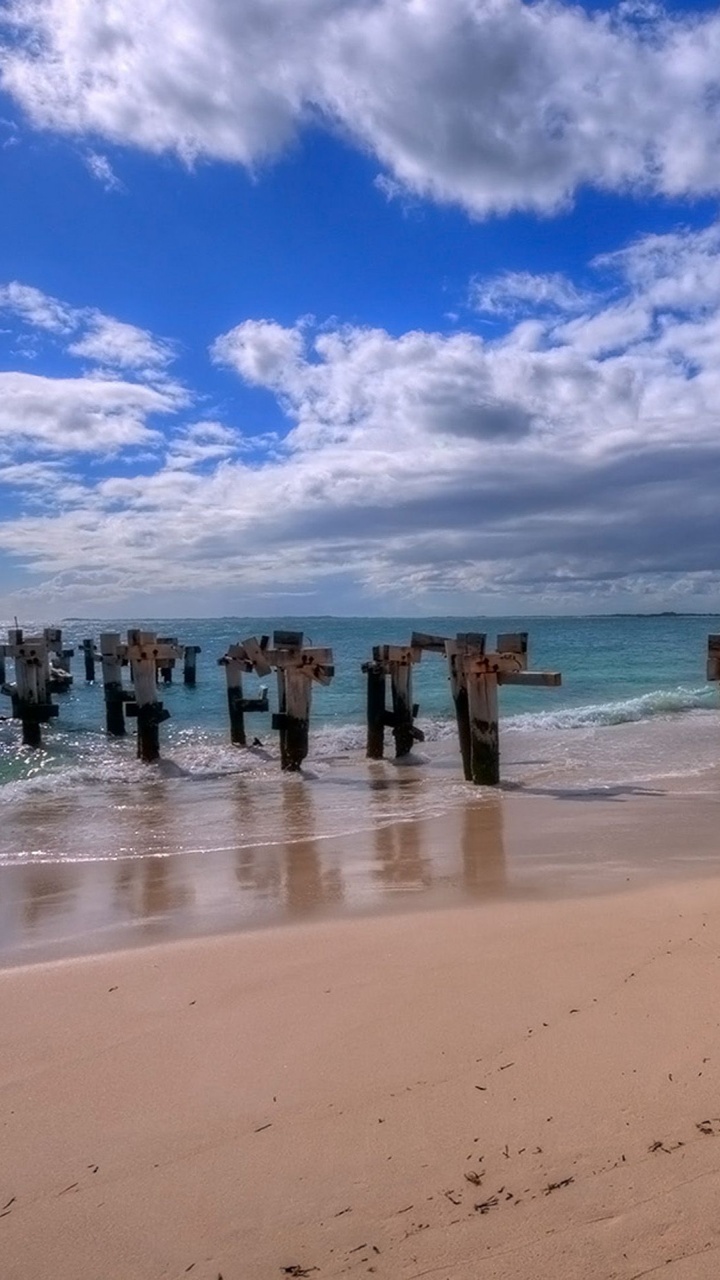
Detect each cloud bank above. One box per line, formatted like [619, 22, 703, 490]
[2, 219, 720, 608]
[4, 0, 720, 214]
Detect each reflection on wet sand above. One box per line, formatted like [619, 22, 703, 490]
[281, 780, 343, 916]
[3, 765, 717, 967]
[114, 857, 191, 919]
[22, 864, 80, 929]
[461, 796, 507, 897]
[370, 769, 431, 890]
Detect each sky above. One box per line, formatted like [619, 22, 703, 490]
[1, 0, 720, 618]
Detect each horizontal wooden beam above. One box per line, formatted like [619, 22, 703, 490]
[273, 629, 304, 649]
[372, 644, 421, 665]
[410, 631, 448, 653]
[461, 654, 526, 676]
[499, 671, 562, 687]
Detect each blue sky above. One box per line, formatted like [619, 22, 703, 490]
[1, 0, 720, 617]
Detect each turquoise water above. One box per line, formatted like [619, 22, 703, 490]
[1, 614, 719, 867]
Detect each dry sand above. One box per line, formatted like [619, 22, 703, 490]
[4, 871, 720, 1279]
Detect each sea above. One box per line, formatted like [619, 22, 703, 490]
[1, 614, 719, 960]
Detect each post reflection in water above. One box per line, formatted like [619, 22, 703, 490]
[22, 864, 80, 929]
[369, 767, 431, 890]
[234, 779, 282, 899]
[281, 778, 343, 917]
[113, 781, 192, 920]
[461, 795, 507, 899]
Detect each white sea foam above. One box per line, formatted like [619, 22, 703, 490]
[505, 685, 715, 731]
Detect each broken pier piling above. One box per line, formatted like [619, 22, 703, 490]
[99, 632, 132, 737]
[220, 631, 334, 769]
[1, 628, 59, 747]
[218, 638, 270, 746]
[362, 641, 425, 760]
[412, 630, 561, 786]
[270, 631, 334, 770]
[126, 630, 184, 762]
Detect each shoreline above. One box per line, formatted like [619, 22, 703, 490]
[4, 876, 720, 1278]
[1, 775, 720, 968]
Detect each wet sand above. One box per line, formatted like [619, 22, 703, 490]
[1, 779, 720, 965]
[4, 870, 720, 1279]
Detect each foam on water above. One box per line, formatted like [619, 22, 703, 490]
[2, 614, 720, 867]
[505, 684, 716, 731]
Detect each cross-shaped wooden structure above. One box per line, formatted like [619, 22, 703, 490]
[1, 629, 59, 747]
[362, 643, 426, 759]
[413, 630, 561, 785]
[221, 630, 334, 770]
[218, 638, 270, 747]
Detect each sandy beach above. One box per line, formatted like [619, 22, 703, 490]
[4, 831, 720, 1279]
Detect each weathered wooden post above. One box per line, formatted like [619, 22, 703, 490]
[708, 635, 720, 683]
[99, 632, 129, 736]
[461, 635, 501, 786]
[44, 627, 74, 675]
[82, 637, 97, 682]
[362, 642, 425, 759]
[228, 631, 332, 771]
[454, 632, 560, 786]
[156, 636, 178, 685]
[363, 660, 386, 759]
[2, 629, 58, 747]
[183, 644, 201, 686]
[125, 630, 183, 762]
[388, 646, 416, 758]
[0, 642, 6, 687]
[413, 631, 483, 782]
[218, 638, 270, 746]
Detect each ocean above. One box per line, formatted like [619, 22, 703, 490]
[1, 614, 719, 960]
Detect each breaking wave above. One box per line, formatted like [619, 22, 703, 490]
[506, 686, 716, 731]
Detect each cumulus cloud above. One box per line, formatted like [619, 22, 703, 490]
[0, 284, 186, 463]
[0, 371, 175, 455]
[0, 281, 74, 333]
[471, 272, 594, 317]
[84, 150, 123, 191]
[0, 280, 178, 380]
[4, 220, 720, 608]
[5, 0, 720, 214]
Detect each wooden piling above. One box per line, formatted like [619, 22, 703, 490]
[44, 627, 74, 675]
[281, 666, 312, 770]
[219, 643, 270, 746]
[82, 638, 97, 683]
[389, 660, 415, 758]
[222, 655, 247, 746]
[466, 666, 500, 786]
[183, 645, 201, 686]
[99, 633, 127, 736]
[4, 629, 58, 747]
[157, 636, 178, 685]
[271, 632, 306, 771]
[364, 662, 386, 759]
[0, 644, 5, 687]
[453, 632, 560, 786]
[126, 630, 174, 762]
[708, 634, 720, 683]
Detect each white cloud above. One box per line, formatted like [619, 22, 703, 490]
[0, 371, 176, 454]
[5, 1, 720, 214]
[84, 150, 123, 191]
[0, 281, 180, 387]
[4, 221, 720, 609]
[0, 281, 74, 333]
[471, 272, 594, 317]
[68, 314, 175, 374]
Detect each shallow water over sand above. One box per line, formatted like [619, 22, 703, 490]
[2, 763, 719, 966]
